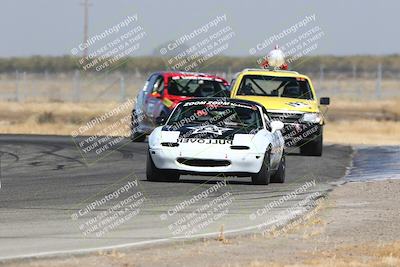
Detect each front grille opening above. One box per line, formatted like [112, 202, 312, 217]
[269, 113, 303, 123]
[161, 142, 179, 147]
[177, 158, 231, 167]
[230, 145, 250, 150]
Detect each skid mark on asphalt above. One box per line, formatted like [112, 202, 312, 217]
[42, 151, 86, 167]
[0, 150, 20, 169]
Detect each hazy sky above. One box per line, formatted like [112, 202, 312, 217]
[1, 0, 399, 57]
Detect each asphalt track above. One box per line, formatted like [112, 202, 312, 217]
[0, 134, 352, 261]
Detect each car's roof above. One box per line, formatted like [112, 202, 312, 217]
[234, 68, 309, 80]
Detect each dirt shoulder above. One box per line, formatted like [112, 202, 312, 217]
[6, 179, 400, 267]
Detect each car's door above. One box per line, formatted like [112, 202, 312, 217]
[141, 74, 159, 128]
[146, 74, 165, 126]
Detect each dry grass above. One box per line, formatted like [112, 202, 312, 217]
[0, 101, 131, 136]
[325, 119, 400, 145]
[245, 241, 400, 267]
[322, 99, 400, 145]
[326, 98, 400, 120]
[244, 196, 400, 267]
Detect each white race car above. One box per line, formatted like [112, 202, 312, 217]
[146, 98, 285, 185]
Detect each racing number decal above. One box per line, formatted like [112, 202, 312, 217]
[286, 102, 309, 108]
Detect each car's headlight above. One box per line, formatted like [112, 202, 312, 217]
[301, 113, 322, 123]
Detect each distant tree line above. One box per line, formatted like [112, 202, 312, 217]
[0, 55, 399, 75]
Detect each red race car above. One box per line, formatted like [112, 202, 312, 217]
[131, 71, 230, 142]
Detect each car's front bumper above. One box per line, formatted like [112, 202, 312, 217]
[149, 146, 265, 175]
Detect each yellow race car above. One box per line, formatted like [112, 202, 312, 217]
[230, 68, 329, 156]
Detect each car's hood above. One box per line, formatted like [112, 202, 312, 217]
[233, 96, 319, 113]
[162, 124, 257, 140]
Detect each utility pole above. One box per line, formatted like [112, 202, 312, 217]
[81, 0, 91, 58]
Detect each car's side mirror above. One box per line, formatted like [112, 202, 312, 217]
[155, 116, 166, 125]
[320, 97, 330, 105]
[270, 121, 284, 132]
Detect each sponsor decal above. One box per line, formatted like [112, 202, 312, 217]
[230, 102, 258, 110]
[178, 138, 233, 145]
[187, 124, 232, 136]
[172, 76, 219, 81]
[183, 100, 224, 106]
[183, 100, 256, 110]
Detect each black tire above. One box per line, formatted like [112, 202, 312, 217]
[300, 134, 323, 156]
[251, 151, 271, 185]
[131, 131, 146, 142]
[270, 153, 286, 183]
[131, 111, 146, 142]
[146, 152, 180, 182]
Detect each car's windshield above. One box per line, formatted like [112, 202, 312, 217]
[168, 78, 228, 97]
[167, 100, 263, 131]
[237, 75, 313, 100]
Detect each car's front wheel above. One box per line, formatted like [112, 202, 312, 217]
[146, 152, 180, 182]
[131, 111, 146, 142]
[300, 134, 323, 156]
[270, 152, 285, 183]
[252, 151, 271, 185]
